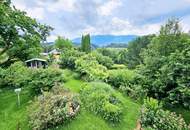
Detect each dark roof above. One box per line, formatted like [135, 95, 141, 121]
[25, 58, 47, 63]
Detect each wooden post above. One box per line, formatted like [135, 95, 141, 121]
[17, 93, 20, 107]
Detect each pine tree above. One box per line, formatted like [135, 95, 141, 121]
[81, 34, 91, 53]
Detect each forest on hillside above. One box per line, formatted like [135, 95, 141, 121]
[0, 0, 190, 130]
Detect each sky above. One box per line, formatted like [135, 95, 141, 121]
[12, 0, 190, 41]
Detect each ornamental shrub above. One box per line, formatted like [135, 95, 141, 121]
[80, 82, 123, 123]
[107, 69, 136, 88]
[0, 62, 31, 88]
[59, 48, 85, 69]
[75, 54, 108, 81]
[91, 51, 114, 69]
[141, 98, 189, 130]
[29, 67, 64, 95]
[28, 86, 80, 130]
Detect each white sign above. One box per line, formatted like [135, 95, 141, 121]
[14, 88, 21, 107]
[14, 88, 21, 93]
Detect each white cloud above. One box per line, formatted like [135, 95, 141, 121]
[11, 0, 190, 39]
[37, 0, 76, 13]
[12, 1, 26, 10]
[184, 0, 190, 2]
[181, 15, 190, 32]
[110, 17, 161, 35]
[80, 17, 161, 36]
[47, 35, 58, 42]
[98, 0, 122, 16]
[27, 7, 45, 20]
[12, 0, 45, 20]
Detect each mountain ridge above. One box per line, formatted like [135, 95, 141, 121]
[72, 34, 138, 47]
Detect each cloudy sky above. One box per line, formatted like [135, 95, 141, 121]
[12, 0, 190, 41]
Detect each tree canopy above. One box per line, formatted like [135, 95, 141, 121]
[55, 36, 73, 50]
[0, 0, 53, 66]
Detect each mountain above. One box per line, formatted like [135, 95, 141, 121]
[72, 35, 138, 47]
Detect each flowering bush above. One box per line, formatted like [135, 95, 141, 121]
[28, 86, 80, 130]
[141, 98, 189, 130]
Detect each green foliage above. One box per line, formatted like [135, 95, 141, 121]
[97, 48, 128, 64]
[28, 86, 80, 130]
[91, 51, 114, 69]
[81, 34, 91, 53]
[126, 35, 155, 69]
[116, 49, 128, 64]
[59, 48, 85, 69]
[75, 54, 108, 81]
[80, 82, 123, 123]
[0, 61, 65, 95]
[159, 46, 190, 108]
[141, 98, 189, 130]
[137, 18, 190, 108]
[29, 67, 64, 95]
[0, 1, 52, 66]
[111, 64, 126, 69]
[107, 69, 135, 88]
[55, 36, 73, 50]
[0, 62, 30, 88]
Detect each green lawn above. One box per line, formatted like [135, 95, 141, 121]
[0, 89, 30, 130]
[61, 77, 141, 130]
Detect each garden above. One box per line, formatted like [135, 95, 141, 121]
[0, 0, 190, 130]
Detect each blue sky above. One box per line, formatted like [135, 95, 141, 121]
[12, 0, 190, 41]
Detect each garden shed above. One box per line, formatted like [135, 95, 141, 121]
[25, 58, 47, 68]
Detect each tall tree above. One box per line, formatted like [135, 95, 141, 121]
[0, 0, 53, 66]
[81, 34, 91, 53]
[126, 35, 155, 69]
[138, 18, 190, 108]
[55, 36, 73, 50]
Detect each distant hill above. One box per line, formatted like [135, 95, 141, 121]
[105, 43, 128, 48]
[72, 35, 138, 47]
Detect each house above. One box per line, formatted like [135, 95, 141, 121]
[25, 58, 47, 68]
[40, 49, 61, 61]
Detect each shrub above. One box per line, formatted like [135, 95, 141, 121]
[29, 67, 64, 95]
[107, 69, 136, 88]
[141, 98, 189, 130]
[111, 64, 126, 69]
[0, 62, 31, 88]
[80, 82, 123, 123]
[28, 86, 80, 130]
[75, 54, 108, 81]
[59, 48, 85, 69]
[91, 51, 114, 69]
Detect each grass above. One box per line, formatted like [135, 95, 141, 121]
[0, 88, 30, 130]
[59, 71, 141, 130]
[0, 69, 141, 130]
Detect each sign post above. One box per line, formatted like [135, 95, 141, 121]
[14, 88, 21, 107]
